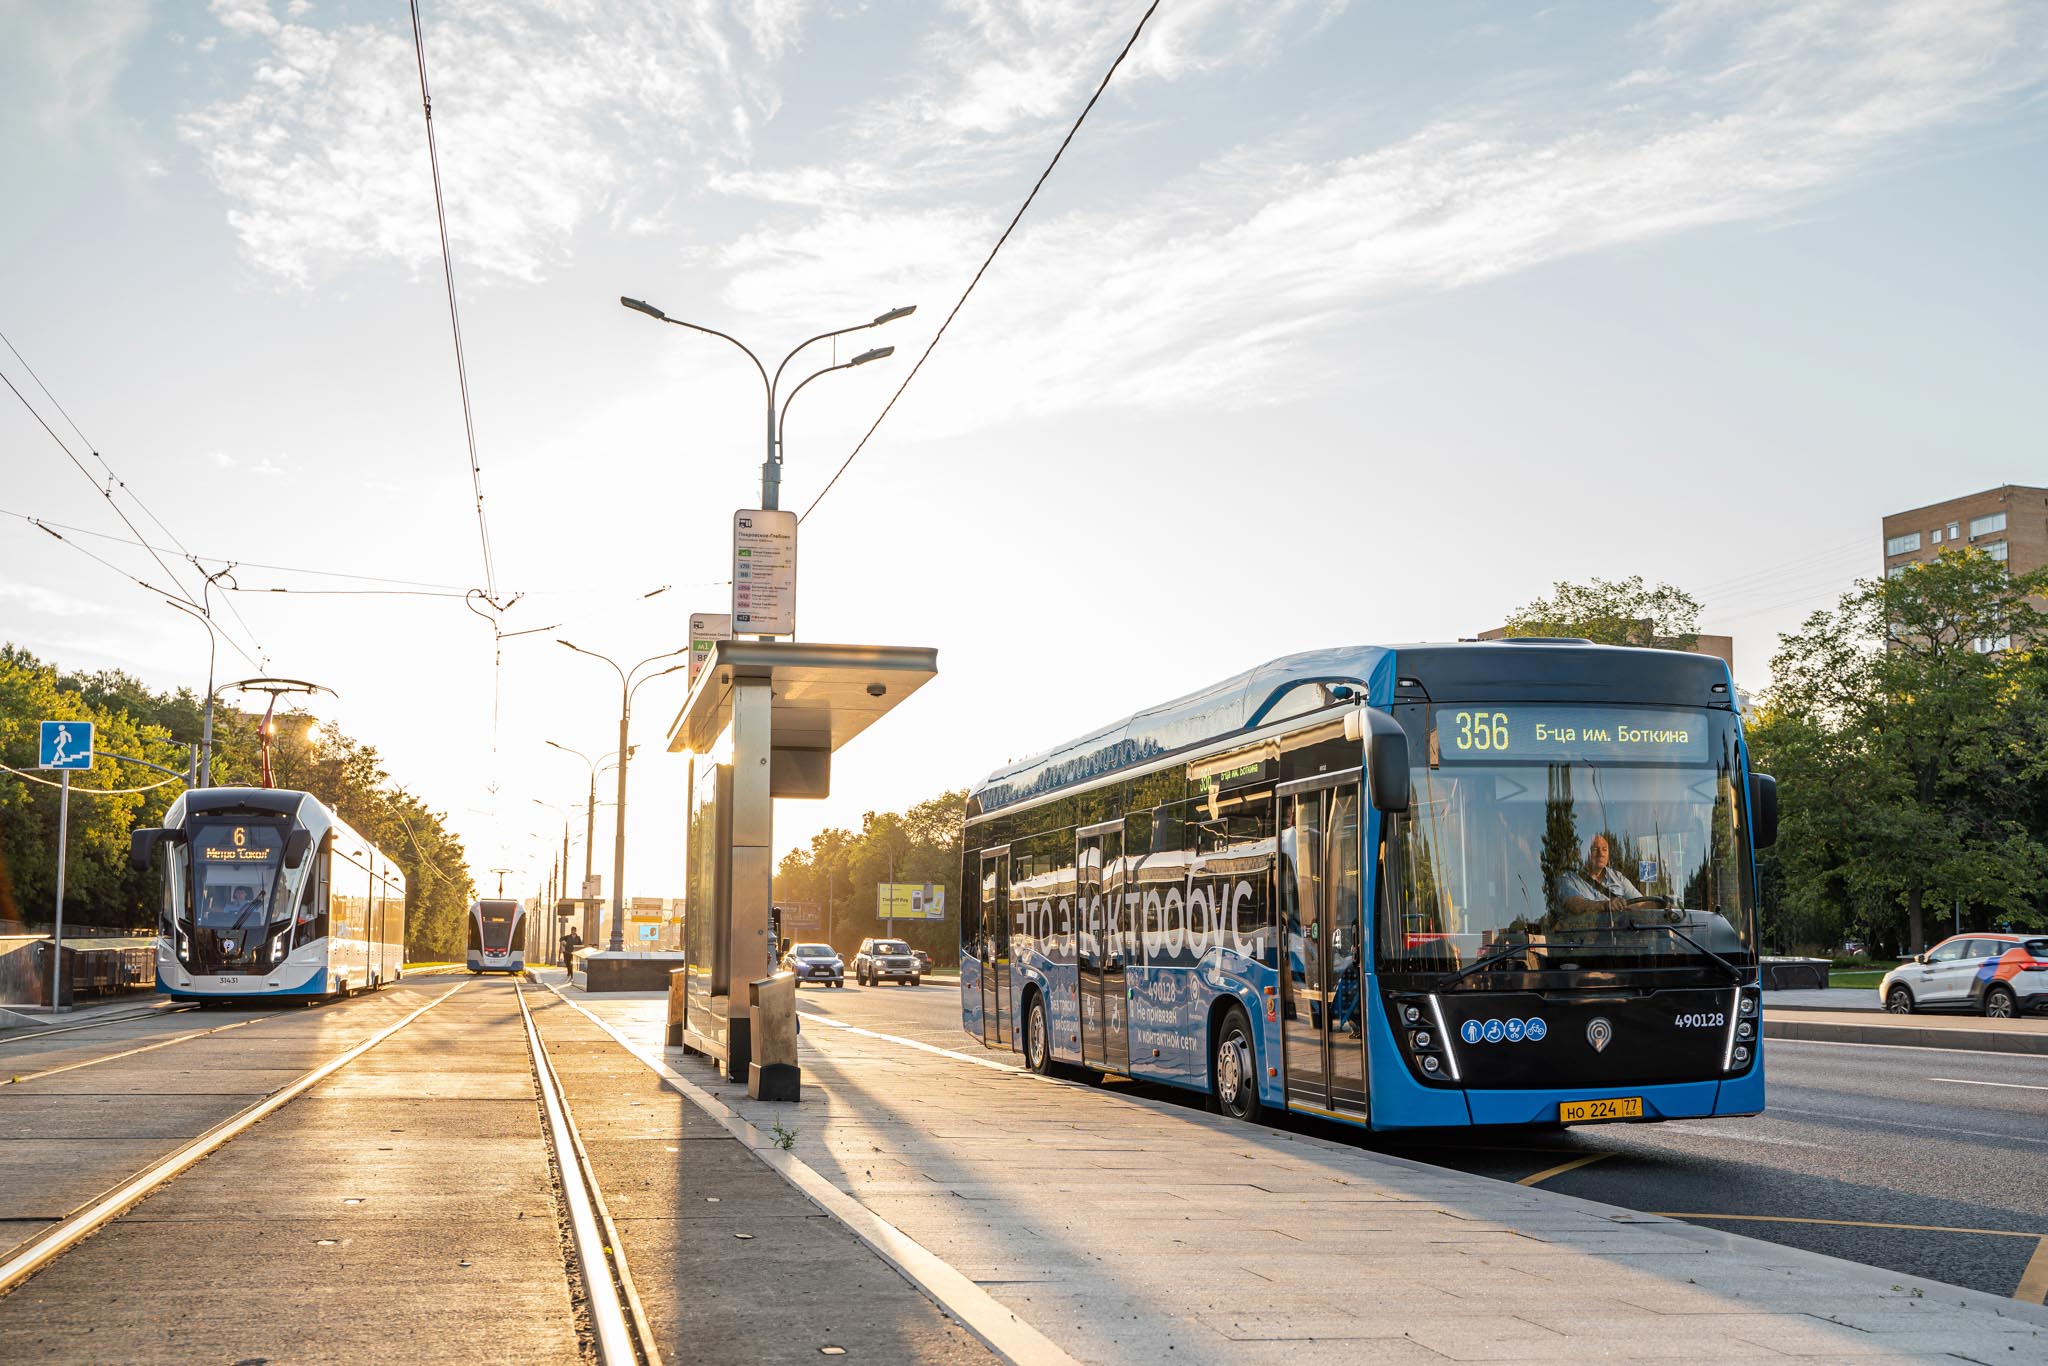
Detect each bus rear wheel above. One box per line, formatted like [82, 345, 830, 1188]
[1211, 1005, 1263, 1124]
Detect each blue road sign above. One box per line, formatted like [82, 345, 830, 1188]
[38, 720, 94, 771]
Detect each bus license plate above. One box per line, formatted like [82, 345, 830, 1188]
[1559, 1097, 1642, 1124]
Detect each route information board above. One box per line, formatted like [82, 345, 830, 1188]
[688, 612, 731, 686]
[732, 509, 796, 636]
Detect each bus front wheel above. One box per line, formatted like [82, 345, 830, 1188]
[1211, 1005, 1264, 1124]
[1024, 994, 1054, 1076]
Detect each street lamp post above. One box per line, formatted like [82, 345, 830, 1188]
[557, 643, 688, 953]
[543, 743, 627, 941]
[619, 298, 913, 512]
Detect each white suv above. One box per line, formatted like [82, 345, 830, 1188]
[1880, 934, 2048, 1018]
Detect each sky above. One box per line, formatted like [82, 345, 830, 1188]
[3, 0, 2044, 904]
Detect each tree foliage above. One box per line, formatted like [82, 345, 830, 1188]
[1747, 551, 2048, 953]
[773, 789, 968, 964]
[0, 644, 473, 959]
[1502, 575, 1703, 651]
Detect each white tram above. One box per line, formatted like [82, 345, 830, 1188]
[132, 787, 405, 1003]
[466, 899, 527, 974]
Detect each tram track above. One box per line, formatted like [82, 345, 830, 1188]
[0, 980, 469, 1297]
[0, 974, 659, 1364]
[516, 981, 662, 1366]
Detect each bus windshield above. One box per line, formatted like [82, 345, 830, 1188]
[1384, 704, 1756, 981]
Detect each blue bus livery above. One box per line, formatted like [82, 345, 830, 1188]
[959, 640, 1775, 1131]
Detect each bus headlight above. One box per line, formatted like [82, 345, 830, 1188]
[1732, 1045, 1750, 1065]
[1421, 1055, 1442, 1075]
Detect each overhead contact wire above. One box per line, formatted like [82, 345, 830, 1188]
[798, 0, 1162, 524]
[408, 0, 499, 603]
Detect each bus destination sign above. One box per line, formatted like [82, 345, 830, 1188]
[1433, 706, 1709, 764]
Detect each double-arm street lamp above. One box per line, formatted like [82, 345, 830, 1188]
[556, 642, 689, 952]
[618, 298, 914, 511]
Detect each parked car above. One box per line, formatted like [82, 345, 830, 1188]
[781, 942, 844, 988]
[913, 948, 933, 975]
[1879, 934, 2048, 1018]
[854, 937, 920, 986]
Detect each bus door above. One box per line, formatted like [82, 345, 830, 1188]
[1278, 774, 1367, 1119]
[1076, 822, 1129, 1072]
[979, 848, 1011, 1048]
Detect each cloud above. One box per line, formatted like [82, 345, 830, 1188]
[721, 0, 2048, 439]
[0, 581, 112, 619]
[180, 2, 773, 286]
[2, 0, 153, 136]
[209, 450, 236, 468]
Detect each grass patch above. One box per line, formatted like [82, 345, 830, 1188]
[1829, 967, 1898, 990]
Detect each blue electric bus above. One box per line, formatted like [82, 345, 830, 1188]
[132, 787, 406, 1003]
[959, 640, 1776, 1130]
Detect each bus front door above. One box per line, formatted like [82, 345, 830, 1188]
[980, 848, 1011, 1048]
[1076, 823, 1129, 1073]
[1279, 776, 1367, 1120]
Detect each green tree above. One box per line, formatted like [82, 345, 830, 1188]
[773, 788, 969, 965]
[1502, 575, 1703, 650]
[1752, 551, 2048, 953]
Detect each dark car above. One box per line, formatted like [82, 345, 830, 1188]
[854, 937, 920, 986]
[913, 948, 933, 975]
[781, 942, 844, 988]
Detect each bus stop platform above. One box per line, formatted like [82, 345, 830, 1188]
[547, 975, 2048, 1365]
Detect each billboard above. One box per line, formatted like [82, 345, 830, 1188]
[877, 883, 947, 920]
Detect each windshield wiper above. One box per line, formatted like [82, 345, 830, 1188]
[1436, 939, 1599, 991]
[1621, 920, 1744, 984]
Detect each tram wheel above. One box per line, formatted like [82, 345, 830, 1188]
[1210, 1005, 1264, 1124]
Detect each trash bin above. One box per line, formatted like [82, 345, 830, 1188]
[747, 970, 799, 1102]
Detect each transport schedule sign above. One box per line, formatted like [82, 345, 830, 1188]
[732, 509, 796, 636]
[688, 612, 732, 687]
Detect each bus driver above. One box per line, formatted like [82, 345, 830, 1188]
[1555, 834, 1641, 916]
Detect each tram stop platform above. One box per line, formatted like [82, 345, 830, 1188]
[541, 969, 2048, 1366]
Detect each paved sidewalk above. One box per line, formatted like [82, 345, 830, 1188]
[526, 979, 993, 1364]
[558, 987, 2048, 1364]
[1765, 988, 1878, 1011]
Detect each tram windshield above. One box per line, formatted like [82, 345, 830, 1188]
[476, 901, 520, 951]
[190, 820, 293, 930]
[1384, 704, 1756, 981]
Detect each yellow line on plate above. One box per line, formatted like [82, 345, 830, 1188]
[1517, 1152, 1612, 1186]
[2012, 1236, 2048, 1305]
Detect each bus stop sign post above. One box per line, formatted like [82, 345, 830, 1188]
[38, 722, 95, 1011]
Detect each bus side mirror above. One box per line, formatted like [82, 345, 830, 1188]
[1348, 708, 1410, 814]
[1749, 773, 1778, 850]
[284, 828, 314, 869]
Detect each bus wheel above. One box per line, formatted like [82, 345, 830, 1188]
[1211, 1006, 1263, 1123]
[1024, 994, 1054, 1076]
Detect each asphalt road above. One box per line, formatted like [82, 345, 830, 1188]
[796, 980, 2048, 1303]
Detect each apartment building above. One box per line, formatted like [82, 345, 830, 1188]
[1882, 483, 2048, 651]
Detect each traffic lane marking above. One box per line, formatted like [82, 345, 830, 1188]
[1929, 1076, 2048, 1092]
[2019, 1238, 2048, 1306]
[1516, 1152, 1612, 1186]
[1767, 1104, 2048, 1146]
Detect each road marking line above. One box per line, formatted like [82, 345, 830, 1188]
[1768, 1036, 2048, 1060]
[799, 1007, 1024, 1075]
[1768, 1105, 2048, 1146]
[0, 982, 466, 1297]
[547, 985, 1078, 1366]
[1928, 1077, 2048, 1092]
[1518, 1152, 1612, 1186]
[1653, 1212, 2045, 1240]
[2018, 1237, 2048, 1306]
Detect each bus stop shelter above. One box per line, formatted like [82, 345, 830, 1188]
[668, 640, 937, 1083]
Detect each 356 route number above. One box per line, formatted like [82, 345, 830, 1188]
[1451, 711, 1510, 752]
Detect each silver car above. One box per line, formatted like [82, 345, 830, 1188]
[781, 942, 844, 988]
[1879, 934, 2048, 1018]
[854, 937, 921, 986]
